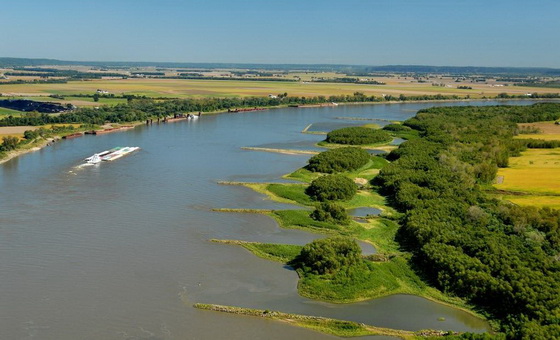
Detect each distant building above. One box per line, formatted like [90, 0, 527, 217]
[96, 89, 109, 94]
[268, 94, 278, 99]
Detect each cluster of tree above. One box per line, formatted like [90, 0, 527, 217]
[170, 75, 297, 82]
[0, 79, 68, 85]
[326, 127, 392, 145]
[6, 69, 126, 79]
[0, 95, 397, 127]
[457, 86, 473, 89]
[381, 123, 412, 132]
[310, 202, 351, 225]
[289, 236, 362, 275]
[515, 81, 560, 89]
[497, 92, 560, 99]
[306, 175, 357, 202]
[374, 103, 560, 337]
[1, 136, 19, 151]
[311, 77, 385, 85]
[307, 147, 371, 173]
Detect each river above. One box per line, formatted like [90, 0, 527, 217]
[1, 101, 538, 339]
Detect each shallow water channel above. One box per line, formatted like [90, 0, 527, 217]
[1, 101, 539, 339]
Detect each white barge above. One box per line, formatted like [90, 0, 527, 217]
[85, 147, 140, 164]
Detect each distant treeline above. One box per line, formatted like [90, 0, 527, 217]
[311, 77, 385, 85]
[374, 103, 560, 338]
[174, 74, 297, 82]
[6, 69, 127, 79]
[0, 79, 68, 85]
[2, 57, 560, 76]
[515, 81, 560, 89]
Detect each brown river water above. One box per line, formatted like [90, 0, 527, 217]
[2, 101, 539, 339]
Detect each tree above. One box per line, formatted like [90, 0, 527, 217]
[310, 202, 351, 225]
[1, 136, 19, 151]
[306, 175, 357, 202]
[307, 147, 370, 173]
[290, 237, 362, 275]
[326, 127, 392, 145]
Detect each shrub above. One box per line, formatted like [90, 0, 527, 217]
[326, 127, 391, 145]
[307, 147, 370, 173]
[290, 236, 362, 275]
[310, 202, 351, 225]
[1, 136, 19, 151]
[382, 123, 411, 132]
[306, 175, 357, 201]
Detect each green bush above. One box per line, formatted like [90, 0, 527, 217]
[307, 147, 370, 173]
[306, 175, 357, 201]
[382, 123, 411, 132]
[326, 127, 391, 145]
[310, 202, 351, 225]
[290, 236, 362, 275]
[1, 136, 19, 151]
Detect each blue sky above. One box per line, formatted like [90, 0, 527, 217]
[1, 0, 559, 67]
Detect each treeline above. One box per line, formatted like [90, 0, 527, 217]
[374, 103, 560, 338]
[0, 94, 459, 126]
[311, 77, 386, 85]
[7, 69, 127, 79]
[0, 79, 68, 85]
[515, 81, 560, 89]
[173, 74, 297, 82]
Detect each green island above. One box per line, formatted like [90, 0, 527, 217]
[209, 103, 560, 339]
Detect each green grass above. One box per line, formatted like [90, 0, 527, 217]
[266, 183, 314, 206]
[283, 167, 321, 183]
[0, 107, 22, 116]
[284, 156, 388, 184]
[391, 129, 420, 141]
[241, 243, 303, 263]
[265, 179, 387, 210]
[351, 219, 401, 253]
[269, 210, 341, 233]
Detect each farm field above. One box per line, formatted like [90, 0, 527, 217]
[1, 77, 559, 101]
[0, 124, 82, 139]
[516, 121, 560, 141]
[494, 148, 560, 208]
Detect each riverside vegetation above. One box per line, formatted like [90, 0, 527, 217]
[211, 103, 560, 339]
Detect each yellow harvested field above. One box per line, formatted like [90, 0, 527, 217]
[0, 126, 36, 138]
[515, 134, 560, 141]
[0, 124, 82, 138]
[495, 148, 560, 208]
[500, 195, 560, 210]
[516, 122, 560, 141]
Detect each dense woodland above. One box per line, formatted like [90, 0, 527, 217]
[374, 103, 560, 338]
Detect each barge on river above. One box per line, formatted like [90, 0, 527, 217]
[85, 146, 140, 164]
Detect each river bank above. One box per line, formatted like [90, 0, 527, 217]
[2, 97, 558, 165]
